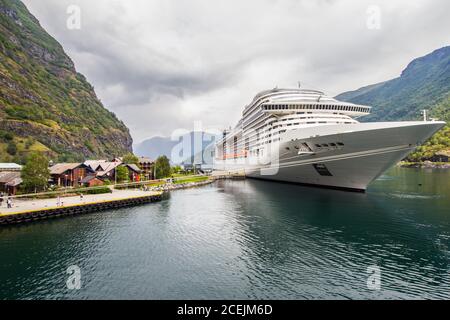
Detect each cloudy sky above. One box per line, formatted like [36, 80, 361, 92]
[22, 0, 450, 143]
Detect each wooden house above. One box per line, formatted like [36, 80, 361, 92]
[49, 163, 92, 187]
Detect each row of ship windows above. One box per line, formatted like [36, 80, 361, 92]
[244, 111, 351, 129]
[272, 121, 353, 129]
[262, 104, 367, 113]
[285, 141, 345, 152]
[244, 119, 353, 144]
[249, 141, 346, 155]
[279, 116, 350, 122]
[245, 119, 350, 135]
[315, 142, 345, 148]
[225, 129, 348, 151]
[246, 120, 351, 142]
[244, 119, 353, 142]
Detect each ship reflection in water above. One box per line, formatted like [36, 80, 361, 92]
[0, 167, 449, 299]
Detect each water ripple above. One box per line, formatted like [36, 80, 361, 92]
[0, 168, 449, 299]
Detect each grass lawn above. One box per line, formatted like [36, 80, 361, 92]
[171, 173, 194, 177]
[146, 181, 167, 187]
[173, 176, 209, 184]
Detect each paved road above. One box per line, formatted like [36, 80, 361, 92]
[0, 190, 159, 215]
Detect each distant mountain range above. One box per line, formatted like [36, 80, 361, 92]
[0, 0, 132, 163]
[134, 131, 217, 165]
[336, 46, 450, 122]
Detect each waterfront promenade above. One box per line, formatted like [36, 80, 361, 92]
[0, 189, 160, 216]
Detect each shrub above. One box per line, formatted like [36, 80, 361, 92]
[0, 130, 14, 142]
[6, 141, 17, 155]
[85, 187, 112, 195]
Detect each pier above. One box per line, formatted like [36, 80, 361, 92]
[211, 170, 246, 180]
[0, 190, 163, 226]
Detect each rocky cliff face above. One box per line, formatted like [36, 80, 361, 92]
[0, 0, 133, 162]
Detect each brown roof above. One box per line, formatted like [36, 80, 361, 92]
[84, 160, 108, 171]
[6, 177, 22, 187]
[125, 164, 142, 173]
[138, 157, 154, 164]
[95, 162, 122, 177]
[0, 171, 21, 184]
[49, 163, 84, 175]
[80, 175, 101, 184]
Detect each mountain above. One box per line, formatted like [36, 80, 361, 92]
[134, 136, 178, 161]
[336, 46, 450, 121]
[134, 132, 217, 165]
[0, 0, 132, 163]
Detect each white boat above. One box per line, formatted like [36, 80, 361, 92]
[213, 88, 445, 192]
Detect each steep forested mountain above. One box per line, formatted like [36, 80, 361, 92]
[0, 0, 132, 162]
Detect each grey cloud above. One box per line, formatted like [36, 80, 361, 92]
[22, 0, 450, 141]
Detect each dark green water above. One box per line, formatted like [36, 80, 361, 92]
[0, 167, 449, 300]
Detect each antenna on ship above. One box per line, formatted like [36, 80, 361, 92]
[298, 81, 301, 88]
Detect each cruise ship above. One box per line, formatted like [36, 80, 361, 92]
[214, 88, 445, 191]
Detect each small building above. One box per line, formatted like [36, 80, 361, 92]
[138, 157, 154, 180]
[0, 163, 22, 172]
[124, 164, 142, 182]
[429, 150, 449, 163]
[84, 160, 108, 172]
[0, 171, 22, 195]
[49, 163, 92, 187]
[80, 175, 104, 188]
[94, 161, 123, 182]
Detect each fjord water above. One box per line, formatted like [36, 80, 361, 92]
[0, 168, 449, 300]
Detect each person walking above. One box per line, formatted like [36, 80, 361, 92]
[6, 197, 12, 209]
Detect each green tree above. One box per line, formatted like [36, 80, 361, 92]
[25, 137, 35, 150]
[0, 130, 13, 142]
[122, 153, 140, 166]
[21, 152, 50, 192]
[172, 165, 182, 174]
[155, 155, 171, 179]
[406, 97, 450, 162]
[6, 141, 17, 155]
[115, 166, 129, 183]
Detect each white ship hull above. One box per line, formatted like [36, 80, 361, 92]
[214, 121, 445, 191]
